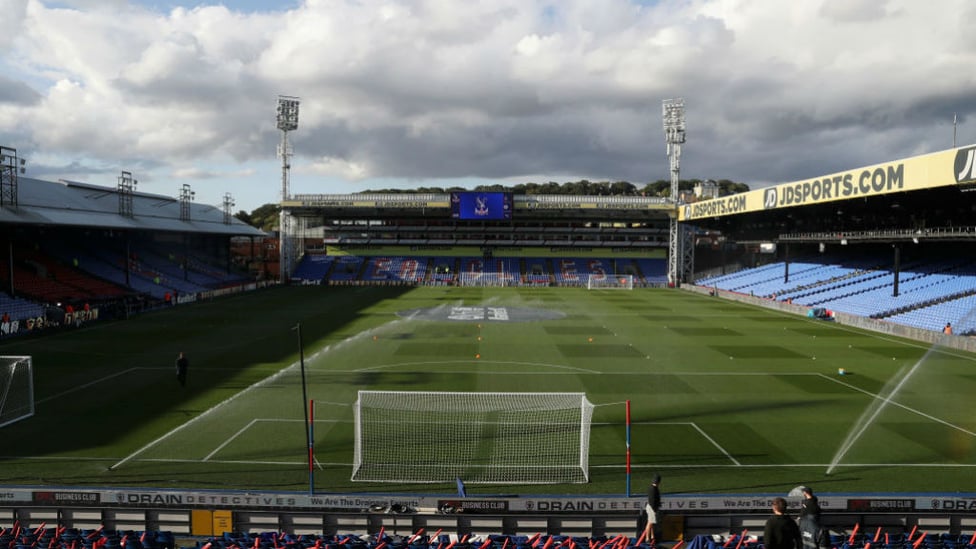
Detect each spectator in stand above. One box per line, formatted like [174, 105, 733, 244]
[764, 497, 802, 549]
[944, 322, 953, 335]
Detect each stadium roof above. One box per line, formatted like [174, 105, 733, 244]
[1, 177, 265, 237]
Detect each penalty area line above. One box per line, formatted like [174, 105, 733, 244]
[203, 418, 350, 462]
[109, 354, 325, 471]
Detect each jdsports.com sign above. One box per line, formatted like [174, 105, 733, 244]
[763, 163, 904, 208]
[679, 146, 965, 221]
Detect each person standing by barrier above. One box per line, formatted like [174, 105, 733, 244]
[175, 351, 189, 387]
[643, 474, 662, 543]
[764, 497, 802, 549]
[799, 487, 825, 549]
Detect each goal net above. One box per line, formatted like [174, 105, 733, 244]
[0, 356, 34, 429]
[587, 273, 634, 290]
[352, 391, 594, 484]
[457, 272, 519, 287]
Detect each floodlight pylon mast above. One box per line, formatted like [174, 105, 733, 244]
[0, 145, 24, 208]
[276, 95, 300, 282]
[663, 98, 693, 286]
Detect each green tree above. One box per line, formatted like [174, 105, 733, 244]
[234, 210, 253, 225]
[246, 203, 280, 232]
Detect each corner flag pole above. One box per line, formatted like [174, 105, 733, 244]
[309, 399, 315, 492]
[293, 323, 313, 495]
[625, 400, 632, 496]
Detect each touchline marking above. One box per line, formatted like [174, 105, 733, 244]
[204, 418, 349, 461]
[818, 373, 976, 438]
[204, 419, 258, 461]
[593, 420, 740, 465]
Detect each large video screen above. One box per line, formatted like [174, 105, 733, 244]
[450, 192, 513, 220]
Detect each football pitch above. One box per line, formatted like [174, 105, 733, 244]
[2, 285, 976, 496]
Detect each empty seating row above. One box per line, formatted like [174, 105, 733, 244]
[698, 256, 976, 334]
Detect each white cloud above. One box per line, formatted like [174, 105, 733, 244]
[304, 156, 371, 181]
[171, 166, 255, 179]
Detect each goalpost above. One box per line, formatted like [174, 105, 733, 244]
[587, 273, 634, 290]
[352, 391, 594, 484]
[0, 356, 34, 429]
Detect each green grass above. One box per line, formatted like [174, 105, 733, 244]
[2, 286, 975, 495]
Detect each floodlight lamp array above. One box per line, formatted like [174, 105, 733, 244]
[117, 170, 138, 218]
[223, 192, 235, 224]
[276, 96, 300, 131]
[662, 98, 686, 144]
[179, 184, 195, 221]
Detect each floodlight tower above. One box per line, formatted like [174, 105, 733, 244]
[0, 145, 25, 208]
[179, 183, 195, 221]
[222, 192, 235, 225]
[118, 170, 137, 218]
[663, 98, 692, 286]
[276, 95, 300, 282]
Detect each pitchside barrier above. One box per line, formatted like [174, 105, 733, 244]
[0, 495, 970, 539]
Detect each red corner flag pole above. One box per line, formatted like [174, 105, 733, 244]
[625, 400, 632, 497]
[309, 399, 315, 494]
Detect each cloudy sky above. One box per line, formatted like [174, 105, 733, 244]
[1, 0, 973, 212]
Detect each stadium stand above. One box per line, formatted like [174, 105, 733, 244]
[0, 174, 262, 337]
[523, 258, 552, 286]
[0, 527, 175, 549]
[3, 525, 975, 549]
[0, 293, 46, 325]
[286, 253, 667, 288]
[361, 256, 428, 283]
[329, 256, 367, 282]
[291, 254, 336, 283]
[186, 529, 976, 549]
[697, 255, 976, 334]
[459, 257, 521, 286]
[634, 258, 667, 285]
[428, 257, 458, 285]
